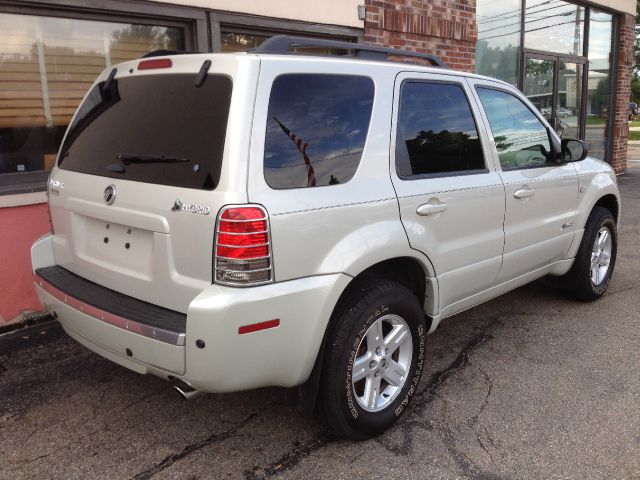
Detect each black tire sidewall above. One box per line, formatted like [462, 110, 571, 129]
[571, 208, 617, 300]
[583, 212, 617, 297]
[326, 283, 426, 438]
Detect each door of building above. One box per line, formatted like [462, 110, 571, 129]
[523, 54, 586, 140]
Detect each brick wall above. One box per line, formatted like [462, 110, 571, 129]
[363, 0, 476, 72]
[610, 13, 634, 174]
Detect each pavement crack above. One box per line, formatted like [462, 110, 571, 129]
[374, 427, 414, 456]
[411, 320, 499, 412]
[130, 413, 257, 480]
[0, 352, 10, 376]
[243, 432, 336, 479]
[468, 367, 493, 427]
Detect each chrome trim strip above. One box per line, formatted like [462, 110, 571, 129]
[218, 217, 267, 223]
[216, 242, 270, 248]
[215, 229, 269, 235]
[217, 266, 272, 274]
[35, 276, 186, 346]
[216, 254, 271, 261]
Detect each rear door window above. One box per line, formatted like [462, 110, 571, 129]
[396, 81, 485, 177]
[58, 74, 232, 190]
[264, 74, 374, 189]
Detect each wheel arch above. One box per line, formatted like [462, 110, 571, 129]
[296, 255, 436, 415]
[593, 194, 619, 223]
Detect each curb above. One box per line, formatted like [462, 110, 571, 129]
[0, 316, 63, 354]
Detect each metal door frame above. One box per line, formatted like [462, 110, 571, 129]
[523, 51, 588, 139]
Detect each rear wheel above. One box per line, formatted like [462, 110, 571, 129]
[561, 207, 617, 301]
[318, 278, 426, 440]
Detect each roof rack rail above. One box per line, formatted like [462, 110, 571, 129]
[249, 35, 448, 68]
[141, 49, 186, 58]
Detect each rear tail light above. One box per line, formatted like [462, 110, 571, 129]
[214, 205, 273, 286]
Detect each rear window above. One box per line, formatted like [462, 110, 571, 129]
[58, 73, 232, 190]
[264, 74, 374, 189]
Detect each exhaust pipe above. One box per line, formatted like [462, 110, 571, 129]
[170, 378, 202, 401]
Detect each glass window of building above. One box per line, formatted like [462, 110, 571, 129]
[524, 0, 585, 56]
[0, 13, 184, 180]
[220, 30, 351, 56]
[586, 9, 613, 160]
[221, 32, 270, 52]
[475, 0, 521, 86]
[556, 61, 583, 139]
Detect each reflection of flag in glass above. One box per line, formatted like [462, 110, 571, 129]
[273, 116, 316, 187]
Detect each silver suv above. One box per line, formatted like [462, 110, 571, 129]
[31, 36, 620, 439]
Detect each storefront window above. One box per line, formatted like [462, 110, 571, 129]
[525, 0, 585, 56]
[586, 10, 613, 160]
[220, 30, 351, 56]
[0, 13, 183, 181]
[476, 0, 521, 86]
[221, 32, 269, 52]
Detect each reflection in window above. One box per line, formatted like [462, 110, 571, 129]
[0, 13, 183, 175]
[477, 88, 551, 169]
[397, 82, 484, 177]
[476, 0, 521, 86]
[525, 0, 585, 56]
[586, 10, 613, 161]
[221, 32, 269, 52]
[523, 58, 555, 119]
[556, 61, 582, 138]
[264, 74, 374, 189]
[221, 31, 350, 56]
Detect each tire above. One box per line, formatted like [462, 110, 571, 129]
[318, 278, 426, 440]
[561, 207, 617, 301]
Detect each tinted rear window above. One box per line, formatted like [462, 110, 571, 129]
[58, 73, 232, 190]
[264, 74, 374, 189]
[396, 81, 485, 177]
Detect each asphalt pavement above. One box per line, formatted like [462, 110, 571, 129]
[1, 165, 639, 480]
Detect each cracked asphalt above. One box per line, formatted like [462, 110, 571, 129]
[2, 166, 639, 480]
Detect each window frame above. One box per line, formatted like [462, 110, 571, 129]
[474, 83, 561, 172]
[395, 78, 489, 181]
[0, 0, 207, 197]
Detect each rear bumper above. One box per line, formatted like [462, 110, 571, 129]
[32, 234, 351, 392]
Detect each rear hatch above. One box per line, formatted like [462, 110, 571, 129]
[46, 54, 258, 313]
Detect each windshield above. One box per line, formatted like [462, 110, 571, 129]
[58, 73, 232, 190]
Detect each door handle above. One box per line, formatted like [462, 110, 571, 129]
[416, 202, 448, 216]
[513, 188, 535, 199]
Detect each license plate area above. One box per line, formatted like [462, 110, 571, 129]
[72, 214, 154, 279]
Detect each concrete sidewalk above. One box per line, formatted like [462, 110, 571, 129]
[627, 140, 640, 166]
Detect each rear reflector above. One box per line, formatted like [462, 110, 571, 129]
[238, 319, 280, 335]
[214, 205, 273, 286]
[138, 58, 173, 70]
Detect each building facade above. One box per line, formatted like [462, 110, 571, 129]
[0, 0, 634, 326]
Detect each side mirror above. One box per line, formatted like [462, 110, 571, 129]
[561, 138, 588, 162]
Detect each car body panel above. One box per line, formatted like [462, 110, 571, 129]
[46, 54, 260, 313]
[31, 51, 622, 394]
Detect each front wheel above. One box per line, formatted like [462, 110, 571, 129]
[318, 278, 426, 440]
[561, 207, 617, 301]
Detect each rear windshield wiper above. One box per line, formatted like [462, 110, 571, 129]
[116, 153, 190, 165]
